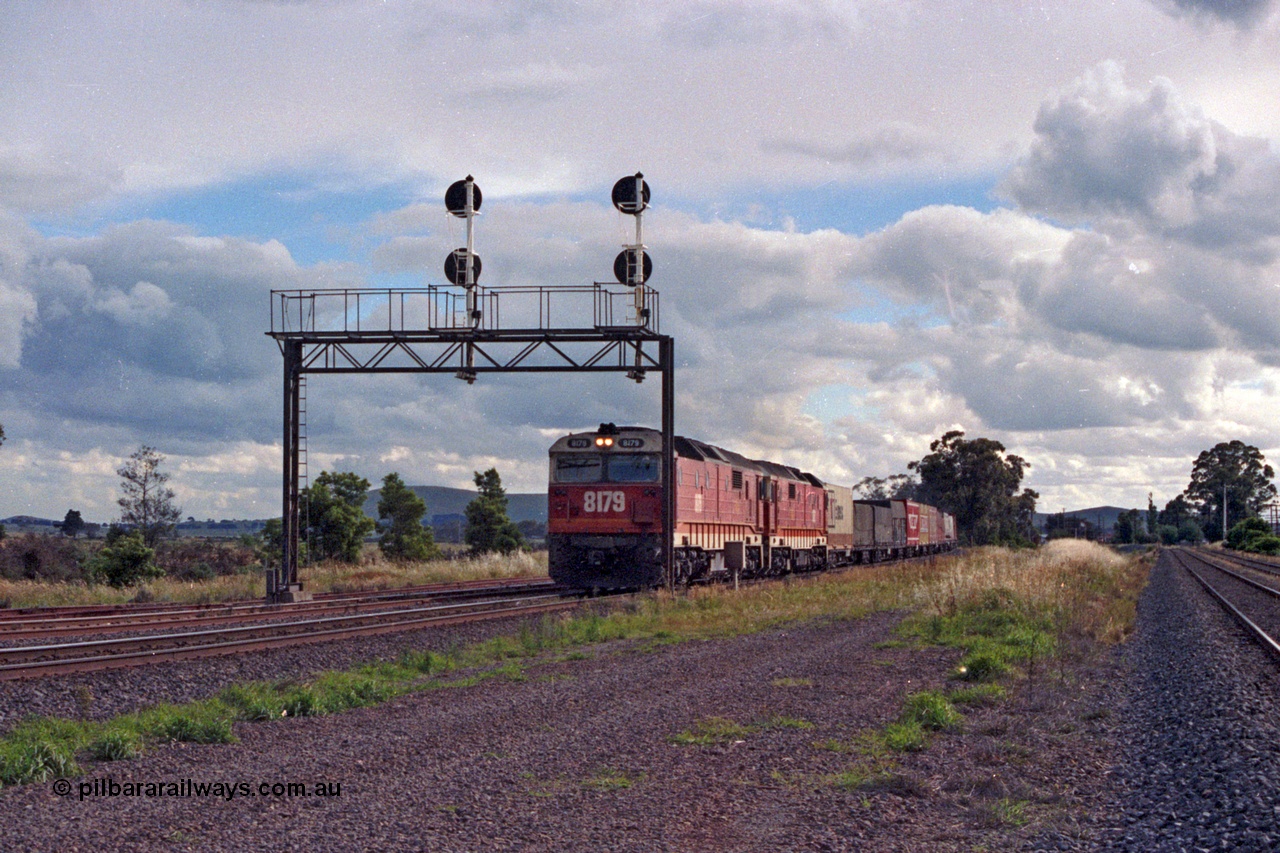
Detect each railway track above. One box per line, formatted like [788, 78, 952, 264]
[0, 553, 944, 681]
[0, 576, 559, 641]
[0, 578, 577, 681]
[1172, 547, 1280, 659]
[1191, 546, 1280, 581]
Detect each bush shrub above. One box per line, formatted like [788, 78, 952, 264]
[1247, 534, 1280, 555]
[0, 740, 78, 785]
[88, 731, 142, 762]
[900, 691, 962, 731]
[1177, 520, 1203, 543]
[88, 530, 163, 588]
[1227, 517, 1270, 550]
[161, 714, 236, 745]
[0, 534, 86, 582]
[956, 649, 1009, 682]
[155, 539, 258, 578]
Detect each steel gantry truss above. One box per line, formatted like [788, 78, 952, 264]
[267, 283, 675, 601]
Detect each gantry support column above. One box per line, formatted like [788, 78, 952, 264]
[277, 340, 310, 602]
[661, 335, 675, 590]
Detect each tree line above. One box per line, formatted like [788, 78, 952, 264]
[15, 428, 1280, 583]
[26, 440, 528, 587]
[1109, 440, 1278, 546]
[858, 434, 1280, 549]
[283, 466, 526, 565]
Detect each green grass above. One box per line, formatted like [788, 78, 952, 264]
[670, 717, 753, 745]
[582, 768, 643, 791]
[824, 728, 902, 790]
[813, 737, 855, 754]
[0, 543, 1148, 790]
[897, 589, 1057, 683]
[670, 714, 816, 746]
[900, 691, 962, 731]
[820, 694, 963, 793]
[762, 715, 815, 730]
[881, 721, 928, 752]
[0, 739, 79, 785]
[990, 797, 1031, 827]
[86, 731, 141, 762]
[829, 765, 888, 790]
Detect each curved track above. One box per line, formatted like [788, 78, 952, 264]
[1171, 547, 1280, 659]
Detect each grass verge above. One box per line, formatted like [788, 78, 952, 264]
[0, 549, 548, 609]
[0, 540, 1147, 790]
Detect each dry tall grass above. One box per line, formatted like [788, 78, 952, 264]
[0, 549, 548, 609]
[305, 549, 546, 593]
[913, 540, 1151, 644]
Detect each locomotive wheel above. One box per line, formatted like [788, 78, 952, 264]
[674, 550, 694, 585]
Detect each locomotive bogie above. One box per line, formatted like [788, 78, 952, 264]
[548, 532, 664, 590]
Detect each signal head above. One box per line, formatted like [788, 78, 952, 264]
[613, 249, 653, 286]
[611, 173, 650, 214]
[444, 248, 481, 286]
[445, 177, 482, 217]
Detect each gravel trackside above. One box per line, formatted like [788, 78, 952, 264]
[0, 613, 571, 733]
[1089, 551, 1280, 851]
[0, 608, 1120, 852]
[11, 550, 1280, 852]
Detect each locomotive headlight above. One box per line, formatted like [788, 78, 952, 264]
[594, 436, 614, 447]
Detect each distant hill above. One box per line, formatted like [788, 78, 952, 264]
[362, 486, 546, 524]
[0, 516, 59, 527]
[1033, 506, 1133, 534]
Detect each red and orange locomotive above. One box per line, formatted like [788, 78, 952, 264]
[548, 424, 829, 590]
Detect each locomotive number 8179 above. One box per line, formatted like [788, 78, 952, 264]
[582, 491, 626, 513]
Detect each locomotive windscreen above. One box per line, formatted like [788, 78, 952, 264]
[554, 455, 602, 482]
[606, 454, 660, 482]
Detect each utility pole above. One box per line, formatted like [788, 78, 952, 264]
[1223, 482, 1228, 541]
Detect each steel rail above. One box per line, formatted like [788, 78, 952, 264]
[0, 594, 567, 664]
[0, 597, 580, 681]
[1180, 550, 1280, 598]
[0, 577, 558, 627]
[0, 582, 563, 641]
[1194, 547, 1280, 579]
[1174, 548, 1280, 660]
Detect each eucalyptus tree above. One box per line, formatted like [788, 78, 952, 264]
[1183, 441, 1277, 541]
[117, 445, 182, 546]
[303, 471, 376, 563]
[909, 430, 1039, 546]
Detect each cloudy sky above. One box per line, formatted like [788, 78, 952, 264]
[4, 0, 1280, 522]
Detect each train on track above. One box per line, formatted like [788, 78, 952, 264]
[547, 424, 956, 591]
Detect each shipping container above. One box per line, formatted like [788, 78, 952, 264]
[824, 482, 854, 551]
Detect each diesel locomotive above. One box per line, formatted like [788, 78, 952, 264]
[548, 423, 956, 591]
